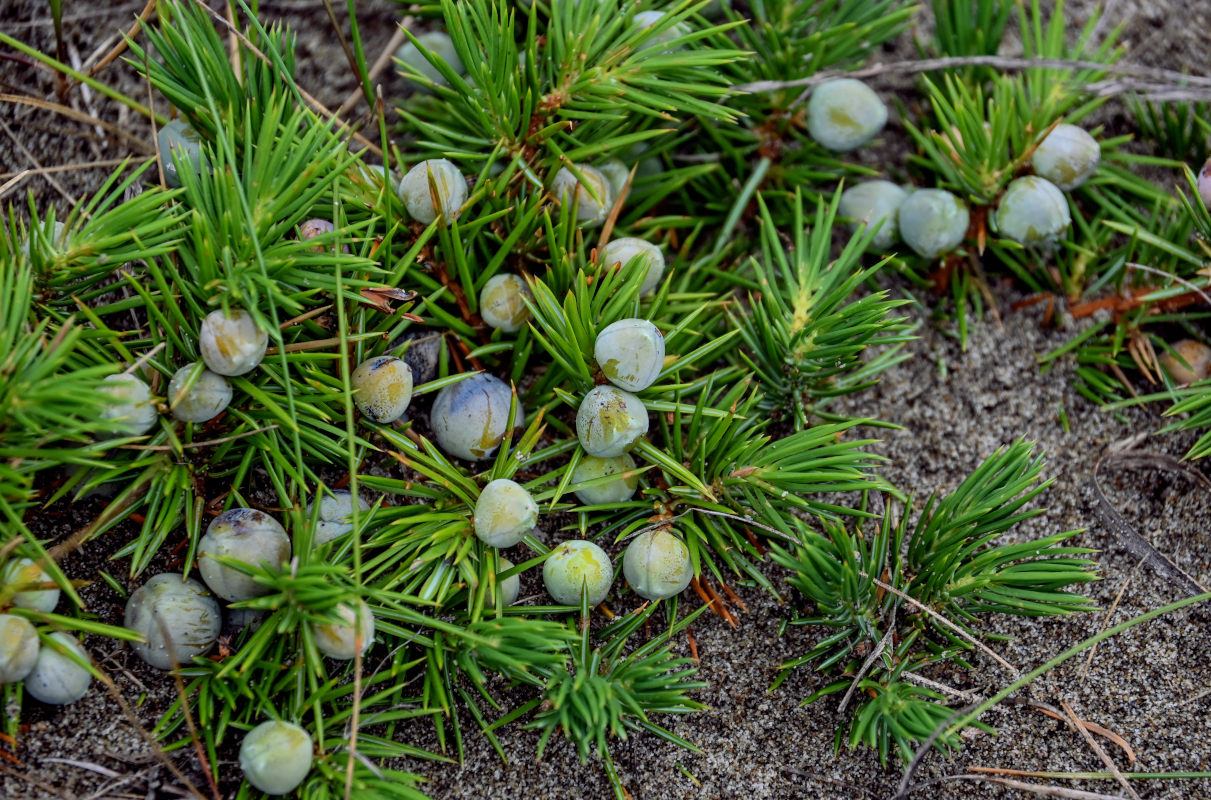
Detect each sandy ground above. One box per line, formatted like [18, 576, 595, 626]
[3, 1, 1211, 799]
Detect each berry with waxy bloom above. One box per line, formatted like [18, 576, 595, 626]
[807, 78, 888, 152]
[199, 308, 267, 377]
[543, 540, 613, 606]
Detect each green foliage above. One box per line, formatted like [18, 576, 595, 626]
[730, 191, 913, 426]
[770, 441, 1096, 762]
[527, 599, 705, 773]
[15, 0, 1187, 794]
[125, 0, 301, 142]
[927, 0, 1013, 60]
[1129, 94, 1211, 166]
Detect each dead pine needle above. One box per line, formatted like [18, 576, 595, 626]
[1059, 699, 1140, 800]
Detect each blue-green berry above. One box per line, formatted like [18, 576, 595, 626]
[994, 176, 1071, 245]
[898, 189, 969, 258]
[807, 79, 887, 152]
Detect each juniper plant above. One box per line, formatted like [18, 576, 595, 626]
[11, 0, 1206, 796]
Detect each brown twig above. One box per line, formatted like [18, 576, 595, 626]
[726, 54, 1211, 105]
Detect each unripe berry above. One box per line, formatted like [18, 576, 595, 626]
[24, 632, 91, 705]
[2, 557, 59, 613]
[125, 573, 221, 670]
[494, 558, 521, 608]
[167, 364, 232, 423]
[351, 356, 414, 423]
[599, 238, 666, 296]
[543, 540, 613, 606]
[1032, 123, 1100, 190]
[199, 308, 267, 377]
[313, 599, 375, 660]
[623, 529, 693, 601]
[474, 479, 539, 548]
[307, 490, 371, 545]
[157, 119, 206, 188]
[239, 720, 314, 796]
[100, 374, 158, 435]
[395, 31, 464, 92]
[0, 615, 38, 683]
[898, 189, 969, 259]
[599, 158, 629, 200]
[399, 158, 467, 225]
[431, 373, 523, 461]
[807, 79, 887, 152]
[551, 165, 612, 226]
[994, 176, 1071, 245]
[479, 274, 533, 333]
[198, 508, 290, 602]
[838, 181, 909, 251]
[631, 10, 691, 51]
[576, 385, 648, 458]
[571, 454, 639, 505]
[594, 319, 665, 392]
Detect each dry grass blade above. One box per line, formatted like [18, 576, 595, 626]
[0, 157, 151, 180]
[726, 54, 1211, 104]
[862, 572, 1019, 674]
[0, 169, 30, 199]
[901, 671, 982, 704]
[42, 758, 120, 778]
[914, 774, 1133, 799]
[837, 612, 896, 713]
[118, 424, 280, 451]
[1125, 262, 1211, 310]
[0, 116, 77, 205]
[1, 94, 153, 151]
[85, 0, 158, 79]
[1080, 564, 1139, 680]
[1059, 700, 1140, 800]
[337, 21, 410, 117]
[0, 764, 74, 799]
